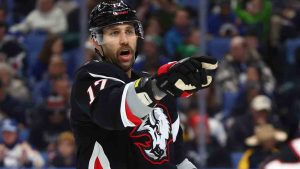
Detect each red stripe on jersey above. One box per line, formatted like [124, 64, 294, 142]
[125, 101, 142, 125]
[157, 61, 177, 76]
[94, 157, 103, 169]
[180, 91, 192, 98]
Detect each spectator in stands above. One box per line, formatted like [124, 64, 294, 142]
[208, 1, 241, 37]
[12, 0, 37, 24]
[52, 75, 71, 108]
[28, 97, 71, 151]
[268, 0, 297, 47]
[206, 86, 223, 117]
[133, 35, 169, 74]
[176, 0, 198, 14]
[0, 22, 26, 74]
[176, 28, 200, 60]
[184, 106, 232, 168]
[286, 46, 300, 104]
[230, 65, 264, 117]
[0, 8, 6, 23]
[244, 32, 263, 60]
[244, 31, 279, 82]
[278, 4, 300, 43]
[143, 16, 163, 50]
[153, 0, 178, 33]
[31, 34, 64, 81]
[227, 95, 282, 151]
[275, 46, 300, 139]
[215, 36, 275, 103]
[235, 0, 272, 40]
[144, 16, 163, 37]
[55, 0, 78, 16]
[238, 124, 287, 169]
[9, 0, 67, 34]
[135, 0, 155, 22]
[32, 55, 68, 105]
[0, 118, 44, 168]
[0, 63, 30, 102]
[0, 7, 12, 26]
[0, 79, 27, 125]
[245, 66, 263, 90]
[164, 8, 191, 59]
[56, 0, 79, 31]
[48, 131, 76, 167]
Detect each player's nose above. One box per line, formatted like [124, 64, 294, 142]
[119, 32, 129, 45]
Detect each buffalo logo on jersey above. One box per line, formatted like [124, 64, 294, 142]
[130, 106, 172, 164]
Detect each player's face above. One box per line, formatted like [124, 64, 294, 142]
[101, 24, 138, 72]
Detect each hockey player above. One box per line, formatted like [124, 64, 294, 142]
[70, 0, 218, 169]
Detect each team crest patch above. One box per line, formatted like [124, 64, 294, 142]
[130, 105, 173, 164]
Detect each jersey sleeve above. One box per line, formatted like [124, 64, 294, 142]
[71, 62, 153, 130]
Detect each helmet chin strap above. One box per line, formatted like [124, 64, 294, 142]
[95, 48, 104, 61]
[99, 45, 106, 61]
[93, 36, 106, 62]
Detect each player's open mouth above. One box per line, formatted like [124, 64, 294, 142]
[118, 49, 132, 62]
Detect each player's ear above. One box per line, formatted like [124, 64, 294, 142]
[91, 36, 99, 46]
[90, 38, 104, 57]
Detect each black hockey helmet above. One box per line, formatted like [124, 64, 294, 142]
[89, 0, 144, 44]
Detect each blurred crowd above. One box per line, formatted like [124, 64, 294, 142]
[0, 0, 300, 168]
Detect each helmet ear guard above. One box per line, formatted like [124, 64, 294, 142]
[91, 31, 103, 46]
[90, 31, 105, 60]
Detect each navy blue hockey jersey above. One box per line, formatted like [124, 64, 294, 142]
[70, 60, 185, 169]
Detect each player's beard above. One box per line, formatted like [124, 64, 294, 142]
[104, 46, 135, 72]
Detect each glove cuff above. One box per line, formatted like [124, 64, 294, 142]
[151, 79, 167, 100]
[134, 77, 166, 107]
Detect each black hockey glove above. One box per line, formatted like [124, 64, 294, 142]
[134, 56, 218, 107]
[154, 56, 218, 97]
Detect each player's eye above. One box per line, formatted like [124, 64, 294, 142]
[110, 31, 119, 36]
[125, 29, 135, 36]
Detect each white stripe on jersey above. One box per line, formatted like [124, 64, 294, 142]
[264, 160, 300, 169]
[291, 138, 300, 159]
[88, 72, 125, 84]
[89, 141, 111, 169]
[172, 115, 180, 142]
[120, 83, 136, 127]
